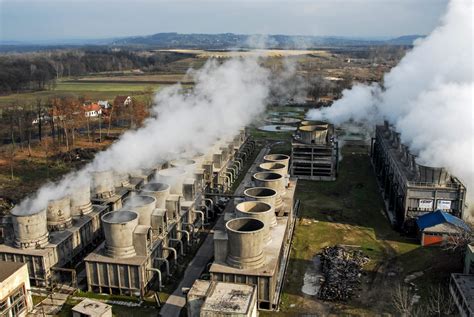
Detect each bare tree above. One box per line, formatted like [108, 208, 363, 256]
[392, 284, 415, 317]
[425, 285, 456, 316]
[443, 226, 473, 253]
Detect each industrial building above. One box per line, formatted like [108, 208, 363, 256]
[450, 273, 474, 317]
[188, 150, 297, 314]
[371, 122, 467, 229]
[84, 129, 256, 297]
[0, 261, 33, 317]
[290, 120, 338, 181]
[72, 299, 112, 317]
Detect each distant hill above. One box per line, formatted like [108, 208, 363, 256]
[0, 33, 424, 52]
[111, 33, 424, 49]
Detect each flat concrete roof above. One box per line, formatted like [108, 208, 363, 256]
[201, 281, 256, 314]
[84, 242, 148, 266]
[0, 261, 26, 283]
[72, 298, 111, 316]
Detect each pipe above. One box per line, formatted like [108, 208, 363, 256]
[154, 257, 170, 276]
[224, 174, 232, 188]
[204, 198, 214, 213]
[170, 238, 184, 256]
[225, 171, 234, 184]
[184, 222, 197, 237]
[194, 208, 207, 227]
[163, 246, 177, 262]
[177, 229, 191, 246]
[146, 268, 163, 289]
[235, 158, 243, 171]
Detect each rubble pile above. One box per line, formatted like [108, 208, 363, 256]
[318, 246, 369, 301]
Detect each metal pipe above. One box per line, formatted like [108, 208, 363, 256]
[204, 198, 214, 212]
[225, 171, 234, 184]
[162, 246, 177, 261]
[194, 208, 207, 227]
[154, 257, 170, 276]
[177, 229, 191, 246]
[170, 238, 184, 256]
[235, 158, 243, 171]
[146, 268, 163, 289]
[184, 222, 197, 237]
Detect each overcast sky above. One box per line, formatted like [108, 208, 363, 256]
[0, 0, 449, 42]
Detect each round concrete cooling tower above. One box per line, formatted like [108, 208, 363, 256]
[263, 154, 290, 174]
[298, 125, 328, 145]
[113, 172, 131, 188]
[244, 187, 277, 211]
[70, 184, 93, 217]
[170, 159, 197, 176]
[140, 182, 170, 209]
[102, 210, 138, 259]
[11, 208, 49, 249]
[225, 218, 266, 270]
[236, 201, 275, 244]
[259, 162, 287, 177]
[91, 170, 115, 199]
[300, 120, 329, 128]
[47, 197, 73, 231]
[156, 168, 187, 195]
[253, 172, 285, 212]
[415, 160, 451, 185]
[122, 195, 156, 226]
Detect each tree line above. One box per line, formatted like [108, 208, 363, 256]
[0, 49, 192, 94]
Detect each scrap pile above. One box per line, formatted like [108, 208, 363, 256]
[318, 246, 369, 301]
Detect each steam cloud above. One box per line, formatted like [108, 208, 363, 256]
[307, 0, 474, 207]
[15, 57, 271, 214]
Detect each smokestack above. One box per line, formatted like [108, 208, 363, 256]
[140, 182, 170, 209]
[156, 168, 187, 195]
[91, 171, 115, 199]
[46, 197, 73, 231]
[102, 210, 138, 259]
[122, 195, 156, 226]
[70, 184, 93, 217]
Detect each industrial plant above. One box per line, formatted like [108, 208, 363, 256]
[290, 120, 338, 181]
[371, 121, 467, 229]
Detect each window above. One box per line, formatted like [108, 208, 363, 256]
[0, 285, 27, 317]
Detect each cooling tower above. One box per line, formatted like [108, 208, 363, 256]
[113, 172, 131, 187]
[140, 182, 170, 209]
[259, 162, 287, 177]
[156, 168, 187, 195]
[300, 120, 329, 128]
[47, 197, 73, 231]
[243, 187, 277, 211]
[298, 125, 328, 145]
[263, 154, 290, 175]
[11, 208, 49, 249]
[253, 172, 285, 211]
[416, 161, 451, 185]
[70, 184, 93, 217]
[102, 210, 138, 259]
[91, 170, 115, 199]
[225, 218, 266, 270]
[122, 195, 156, 226]
[236, 201, 275, 244]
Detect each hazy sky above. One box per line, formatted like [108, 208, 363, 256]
[0, 0, 449, 42]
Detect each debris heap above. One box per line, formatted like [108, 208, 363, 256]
[319, 246, 369, 301]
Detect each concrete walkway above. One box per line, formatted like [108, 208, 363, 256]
[159, 145, 269, 317]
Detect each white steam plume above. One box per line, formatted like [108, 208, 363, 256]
[15, 57, 270, 214]
[307, 0, 473, 205]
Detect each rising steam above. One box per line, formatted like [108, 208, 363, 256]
[307, 0, 473, 205]
[15, 57, 271, 214]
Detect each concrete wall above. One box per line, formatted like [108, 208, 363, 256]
[0, 263, 33, 317]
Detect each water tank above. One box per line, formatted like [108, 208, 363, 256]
[263, 154, 290, 175]
[140, 183, 170, 209]
[253, 172, 285, 212]
[416, 161, 451, 185]
[70, 184, 93, 217]
[11, 208, 49, 249]
[259, 162, 287, 177]
[102, 210, 138, 259]
[225, 218, 265, 269]
[156, 168, 187, 195]
[298, 125, 328, 145]
[244, 187, 277, 211]
[91, 170, 115, 199]
[122, 195, 156, 226]
[47, 197, 73, 231]
[236, 201, 275, 244]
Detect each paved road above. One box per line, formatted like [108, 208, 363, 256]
[159, 145, 269, 317]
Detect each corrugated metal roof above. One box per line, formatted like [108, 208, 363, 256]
[416, 210, 471, 232]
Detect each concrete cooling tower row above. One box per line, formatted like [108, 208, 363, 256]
[371, 121, 467, 229]
[83, 128, 258, 297]
[206, 151, 297, 311]
[291, 120, 339, 181]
